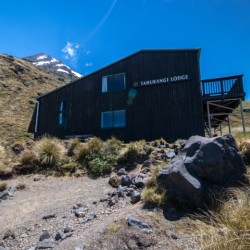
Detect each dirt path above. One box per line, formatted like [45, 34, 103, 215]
[0, 175, 198, 250]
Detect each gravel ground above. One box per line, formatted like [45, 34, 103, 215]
[0, 175, 199, 250]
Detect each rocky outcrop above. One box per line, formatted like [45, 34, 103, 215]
[157, 135, 247, 207]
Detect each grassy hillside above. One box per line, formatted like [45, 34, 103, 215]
[0, 54, 67, 143]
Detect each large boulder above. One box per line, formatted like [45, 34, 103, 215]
[157, 135, 247, 207]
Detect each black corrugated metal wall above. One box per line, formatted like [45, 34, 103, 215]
[30, 49, 204, 141]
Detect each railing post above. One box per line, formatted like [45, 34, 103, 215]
[220, 79, 224, 98]
[202, 81, 205, 95]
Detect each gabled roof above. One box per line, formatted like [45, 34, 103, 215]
[37, 48, 201, 100]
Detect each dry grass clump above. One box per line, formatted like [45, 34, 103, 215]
[142, 186, 166, 207]
[66, 138, 80, 156]
[142, 163, 166, 207]
[16, 183, 26, 190]
[0, 145, 5, 168]
[20, 150, 37, 166]
[0, 181, 8, 191]
[151, 137, 167, 147]
[0, 144, 12, 171]
[239, 141, 250, 165]
[35, 137, 66, 167]
[118, 140, 151, 165]
[235, 134, 250, 165]
[109, 175, 122, 188]
[194, 188, 250, 250]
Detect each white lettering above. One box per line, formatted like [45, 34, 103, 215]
[138, 75, 189, 87]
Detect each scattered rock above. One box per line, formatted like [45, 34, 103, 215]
[0, 187, 16, 200]
[64, 227, 74, 233]
[0, 190, 9, 200]
[171, 233, 178, 240]
[131, 191, 141, 204]
[100, 198, 108, 202]
[108, 197, 118, 207]
[74, 207, 88, 217]
[0, 247, 9, 250]
[42, 214, 56, 220]
[55, 231, 63, 241]
[121, 175, 132, 187]
[133, 176, 145, 189]
[39, 230, 50, 241]
[142, 159, 153, 168]
[127, 217, 150, 229]
[3, 229, 15, 239]
[117, 168, 128, 176]
[7, 187, 16, 197]
[157, 135, 247, 207]
[162, 150, 176, 159]
[36, 239, 54, 249]
[33, 175, 41, 182]
[79, 213, 97, 224]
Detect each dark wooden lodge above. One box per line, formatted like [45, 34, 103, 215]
[29, 49, 245, 141]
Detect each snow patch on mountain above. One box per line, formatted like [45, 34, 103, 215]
[23, 53, 82, 79]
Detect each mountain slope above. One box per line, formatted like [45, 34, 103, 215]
[23, 53, 82, 82]
[0, 53, 67, 143]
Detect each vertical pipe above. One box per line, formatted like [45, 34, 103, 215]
[220, 124, 222, 136]
[207, 101, 212, 138]
[240, 98, 246, 135]
[35, 100, 40, 133]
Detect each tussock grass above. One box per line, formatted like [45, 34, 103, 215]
[0, 181, 7, 191]
[118, 140, 151, 165]
[239, 141, 250, 165]
[20, 150, 37, 166]
[194, 188, 250, 250]
[16, 183, 26, 190]
[151, 137, 167, 147]
[35, 137, 66, 167]
[66, 138, 80, 156]
[142, 186, 166, 207]
[142, 163, 166, 207]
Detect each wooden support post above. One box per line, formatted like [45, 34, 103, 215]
[227, 116, 231, 134]
[240, 98, 246, 135]
[207, 102, 212, 138]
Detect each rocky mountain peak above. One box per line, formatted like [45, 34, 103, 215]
[23, 53, 82, 80]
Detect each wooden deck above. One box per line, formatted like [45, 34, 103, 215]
[202, 75, 245, 132]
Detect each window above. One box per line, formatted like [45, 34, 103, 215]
[58, 100, 67, 126]
[101, 110, 126, 128]
[102, 73, 126, 93]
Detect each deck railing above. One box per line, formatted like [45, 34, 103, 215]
[202, 75, 244, 100]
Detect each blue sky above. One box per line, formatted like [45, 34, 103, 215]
[0, 0, 249, 99]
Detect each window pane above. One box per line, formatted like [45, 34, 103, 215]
[101, 111, 113, 128]
[102, 73, 125, 92]
[107, 75, 115, 92]
[59, 113, 63, 125]
[114, 110, 126, 127]
[113, 73, 125, 92]
[59, 100, 67, 112]
[58, 112, 67, 126]
[102, 76, 108, 92]
[59, 101, 64, 112]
